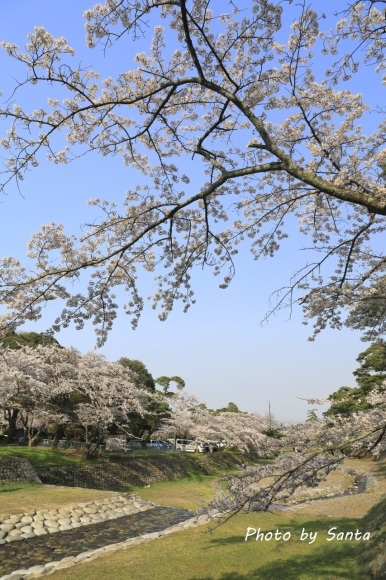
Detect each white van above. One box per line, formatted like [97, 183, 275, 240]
[177, 439, 208, 453]
[175, 439, 193, 451]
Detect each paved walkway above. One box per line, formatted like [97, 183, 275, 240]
[0, 506, 193, 578]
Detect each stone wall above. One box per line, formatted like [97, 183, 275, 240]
[36, 453, 245, 491]
[0, 459, 41, 485]
[0, 494, 155, 544]
[0, 452, 246, 491]
[36, 464, 159, 490]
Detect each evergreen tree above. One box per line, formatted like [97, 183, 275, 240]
[325, 342, 386, 418]
[118, 358, 155, 391]
[0, 331, 60, 349]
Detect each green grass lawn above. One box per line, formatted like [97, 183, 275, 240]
[1, 450, 382, 578]
[0, 445, 83, 466]
[0, 445, 251, 470]
[48, 473, 371, 580]
[129, 474, 223, 510]
[49, 512, 364, 580]
[0, 482, 115, 517]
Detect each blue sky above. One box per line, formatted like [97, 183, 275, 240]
[0, 1, 374, 421]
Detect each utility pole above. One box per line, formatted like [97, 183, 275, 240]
[268, 401, 272, 429]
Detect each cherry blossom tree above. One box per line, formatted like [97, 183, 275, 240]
[0, 0, 385, 512]
[0, 345, 61, 443]
[155, 389, 202, 446]
[155, 388, 385, 523]
[0, 344, 154, 455]
[190, 407, 271, 456]
[155, 389, 273, 454]
[210, 391, 386, 522]
[18, 407, 67, 448]
[0, 1, 385, 343]
[71, 351, 152, 458]
[153, 385, 385, 521]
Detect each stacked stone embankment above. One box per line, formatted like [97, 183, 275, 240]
[0, 500, 212, 579]
[0, 494, 154, 543]
[0, 458, 41, 485]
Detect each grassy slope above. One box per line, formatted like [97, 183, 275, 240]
[356, 460, 386, 578]
[49, 511, 363, 580]
[130, 474, 225, 510]
[358, 496, 386, 578]
[0, 446, 83, 466]
[48, 463, 386, 580]
[0, 483, 116, 517]
[0, 447, 249, 517]
[1, 449, 384, 578]
[0, 446, 252, 470]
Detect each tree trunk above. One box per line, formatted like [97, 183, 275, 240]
[51, 425, 65, 449]
[4, 408, 19, 443]
[84, 426, 101, 459]
[28, 434, 40, 446]
[51, 432, 59, 449]
[84, 440, 99, 459]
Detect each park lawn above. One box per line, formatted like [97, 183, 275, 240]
[0, 483, 115, 517]
[49, 470, 367, 580]
[0, 454, 382, 578]
[49, 511, 363, 580]
[130, 474, 233, 511]
[0, 446, 84, 466]
[0, 461, 237, 517]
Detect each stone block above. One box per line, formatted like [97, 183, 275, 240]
[21, 532, 36, 539]
[31, 521, 45, 529]
[7, 534, 23, 542]
[8, 529, 22, 537]
[45, 520, 59, 528]
[57, 518, 72, 526]
[20, 525, 33, 533]
[0, 523, 15, 532]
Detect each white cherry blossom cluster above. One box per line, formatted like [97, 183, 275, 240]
[0, 4, 385, 368]
[0, 344, 154, 457]
[152, 384, 386, 518]
[210, 389, 385, 518]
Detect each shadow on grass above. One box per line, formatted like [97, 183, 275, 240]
[192, 518, 367, 579]
[372, 461, 386, 478]
[356, 496, 386, 578]
[191, 545, 364, 579]
[205, 517, 357, 546]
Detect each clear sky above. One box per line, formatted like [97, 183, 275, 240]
[0, 1, 374, 421]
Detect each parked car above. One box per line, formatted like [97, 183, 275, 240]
[206, 441, 220, 452]
[146, 440, 167, 448]
[197, 442, 208, 453]
[175, 439, 194, 451]
[184, 441, 207, 453]
[126, 440, 142, 449]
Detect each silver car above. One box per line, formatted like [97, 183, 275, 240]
[184, 441, 207, 453]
